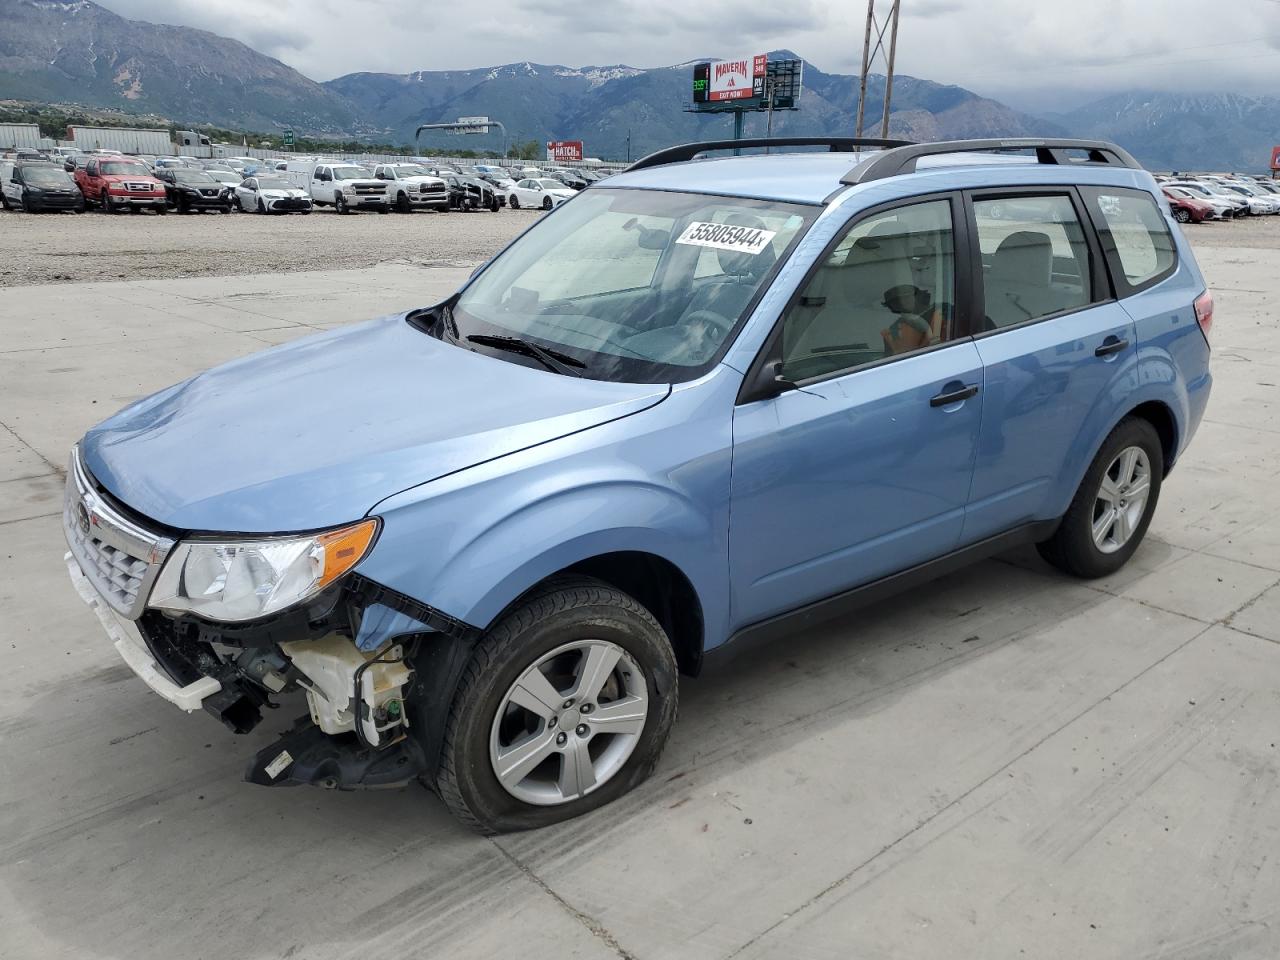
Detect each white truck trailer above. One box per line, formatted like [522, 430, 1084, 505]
[0, 123, 46, 151]
[66, 126, 173, 156]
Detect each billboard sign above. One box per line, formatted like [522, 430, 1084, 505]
[1272, 145, 1280, 172]
[547, 140, 584, 162]
[707, 54, 768, 102]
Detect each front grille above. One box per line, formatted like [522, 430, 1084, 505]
[64, 446, 174, 620]
[125, 182, 153, 192]
[352, 184, 385, 196]
[273, 198, 310, 210]
[200, 189, 218, 197]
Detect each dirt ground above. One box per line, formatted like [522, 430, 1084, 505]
[0, 203, 536, 286]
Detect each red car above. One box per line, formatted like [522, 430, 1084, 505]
[1162, 186, 1215, 224]
[72, 155, 168, 214]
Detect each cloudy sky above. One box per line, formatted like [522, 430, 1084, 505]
[103, 0, 1280, 109]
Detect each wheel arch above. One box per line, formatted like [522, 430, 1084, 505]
[1126, 399, 1179, 475]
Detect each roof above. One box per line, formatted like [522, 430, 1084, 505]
[605, 152, 860, 204]
[604, 141, 1151, 206]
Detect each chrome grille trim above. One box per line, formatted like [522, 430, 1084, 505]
[63, 445, 174, 621]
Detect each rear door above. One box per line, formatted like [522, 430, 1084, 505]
[961, 188, 1138, 543]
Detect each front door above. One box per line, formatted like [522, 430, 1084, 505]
[729, 196, 983, 628]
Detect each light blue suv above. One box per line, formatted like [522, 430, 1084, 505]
[64, 137, 1213, 832]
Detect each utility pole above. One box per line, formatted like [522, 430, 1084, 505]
[854, 0, 903, 140]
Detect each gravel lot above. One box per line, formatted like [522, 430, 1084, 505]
[0, 204, 537, 286]
[1, 201, 1277, 288]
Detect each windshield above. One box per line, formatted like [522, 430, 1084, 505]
[537, 179, 566, 190]
[101, 162, 150, 176]
[208, 171, 240, 183]
[174, 171, 215, 183]
[449, 187, 816, 383]
[393, 166, 430, 177]
[22, 166, 72, 186]
[257, 178, 290, 190]
[330, 166, 369, 180]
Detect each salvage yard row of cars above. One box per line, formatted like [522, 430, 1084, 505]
[0, 148, 609, 216]
[1154, 172, 1280, 222]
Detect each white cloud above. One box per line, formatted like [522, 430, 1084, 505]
[100, 0, 1280, 107]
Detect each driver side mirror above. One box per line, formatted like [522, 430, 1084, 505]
[64, 161, 75, 172]
[740, 358, 798, 404]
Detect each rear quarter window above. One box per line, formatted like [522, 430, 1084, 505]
[1082, 187, 1178, 296]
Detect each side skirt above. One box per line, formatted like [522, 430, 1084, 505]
[703, 520, 1060, 673]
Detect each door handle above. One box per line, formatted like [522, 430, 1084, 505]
[930, 384, 980, 407]
[1095, 337, 1130, 357]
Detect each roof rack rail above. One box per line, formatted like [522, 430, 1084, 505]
[841, 138, 1142, 185]
[628, 137, 914, 172]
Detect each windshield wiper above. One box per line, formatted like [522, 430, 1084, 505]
[466, 334, 586, 377]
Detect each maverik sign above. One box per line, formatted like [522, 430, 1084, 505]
[707, 54, 768, 102]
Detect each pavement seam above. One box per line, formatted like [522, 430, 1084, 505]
[491, 841, 639, 960]
[0, 419, 62, 479]
[723, 621, 1216, 959]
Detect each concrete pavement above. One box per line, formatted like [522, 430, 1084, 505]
[2, 250, 1279, 960]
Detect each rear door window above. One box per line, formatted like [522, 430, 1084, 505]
[1081, 187, 1178, 296]
[972, 194, 1094, 331]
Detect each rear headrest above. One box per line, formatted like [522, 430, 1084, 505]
[991, 231, 1053, 287]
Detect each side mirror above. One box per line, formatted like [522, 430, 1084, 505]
[740, 359, 798, 404]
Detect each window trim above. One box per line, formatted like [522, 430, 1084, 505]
[1077, 185, 1179, 299]
[962, 185, 1113, 343]
[737, 190, 972, 404]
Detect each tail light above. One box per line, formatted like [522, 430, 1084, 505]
[1194, 290, 1214, 343]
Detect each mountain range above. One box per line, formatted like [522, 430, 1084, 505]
[2, 0, 1277, 171]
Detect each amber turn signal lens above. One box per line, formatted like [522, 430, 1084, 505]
[315, 518, 379, 589]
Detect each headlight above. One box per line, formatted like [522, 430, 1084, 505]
[149, 518, 378, 622]
[342, 186, 355, 195]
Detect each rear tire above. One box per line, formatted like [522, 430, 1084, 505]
[435, 577, 679, 834]
[1037, 417, 1163, 579]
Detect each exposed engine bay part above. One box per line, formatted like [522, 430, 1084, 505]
[245, 715, 427, 789]
[280, 634, 413, 748]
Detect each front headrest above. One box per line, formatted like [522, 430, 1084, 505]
[991, 231, 1053, 286]
[715, 213, 776, 281]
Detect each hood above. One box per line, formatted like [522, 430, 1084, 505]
[262, 189, 306, 198]
[101, 173, 161, 184]
[340, 179, 384, 188]
[81, 315, 669, 533]
[400, 175, 445, 186]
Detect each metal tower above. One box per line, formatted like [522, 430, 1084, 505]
[854, 0, 902, 140]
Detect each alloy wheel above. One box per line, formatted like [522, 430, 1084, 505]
[1092, 446, 1152, 554]
[489, 639, 648, 806]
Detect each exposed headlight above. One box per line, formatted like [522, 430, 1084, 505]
[149, 519, 378, 622]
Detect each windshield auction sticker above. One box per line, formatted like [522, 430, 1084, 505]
[675, 221, 777, 254]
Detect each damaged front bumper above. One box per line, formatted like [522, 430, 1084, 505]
[63, 451, 479, 791]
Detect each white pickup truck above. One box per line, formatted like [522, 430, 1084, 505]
[285, 160, 391, 214]
[372, 163, 450, 213]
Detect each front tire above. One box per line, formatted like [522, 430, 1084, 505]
[1173, 207, 1191, 224]
[509, 194, 520, 210]
[1037, 417, 1163, 579]
[336, 194, 349, 215]
[542, 196, 552, 210]
[435, 577, 679, 834]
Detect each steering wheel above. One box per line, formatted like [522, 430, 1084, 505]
[682, 309, 735, 338]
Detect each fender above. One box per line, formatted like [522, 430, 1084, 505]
[1044, 360, 1186, 521]
[354, 369, 741, 648]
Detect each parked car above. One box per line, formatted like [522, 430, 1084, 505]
[477, 171, 516, 206]
[204, 169, 244, 194]
[156, 168, 233, 214]
[3, 160, 85, 212]
[233, 176, 312, 214]
[73, 156, 167, 214]
[372, 163, 450, 213]
[1164, 181, 1247, 218]
[447, 174, 500, 212]
[285, 160, 390, 213]
[509, 177, 575, 210]
[1213, 181, 1280, 215]
[1161, 186, 1216, 223]
[61, 137, 1212, 834]
[546, 168, 588, 190]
